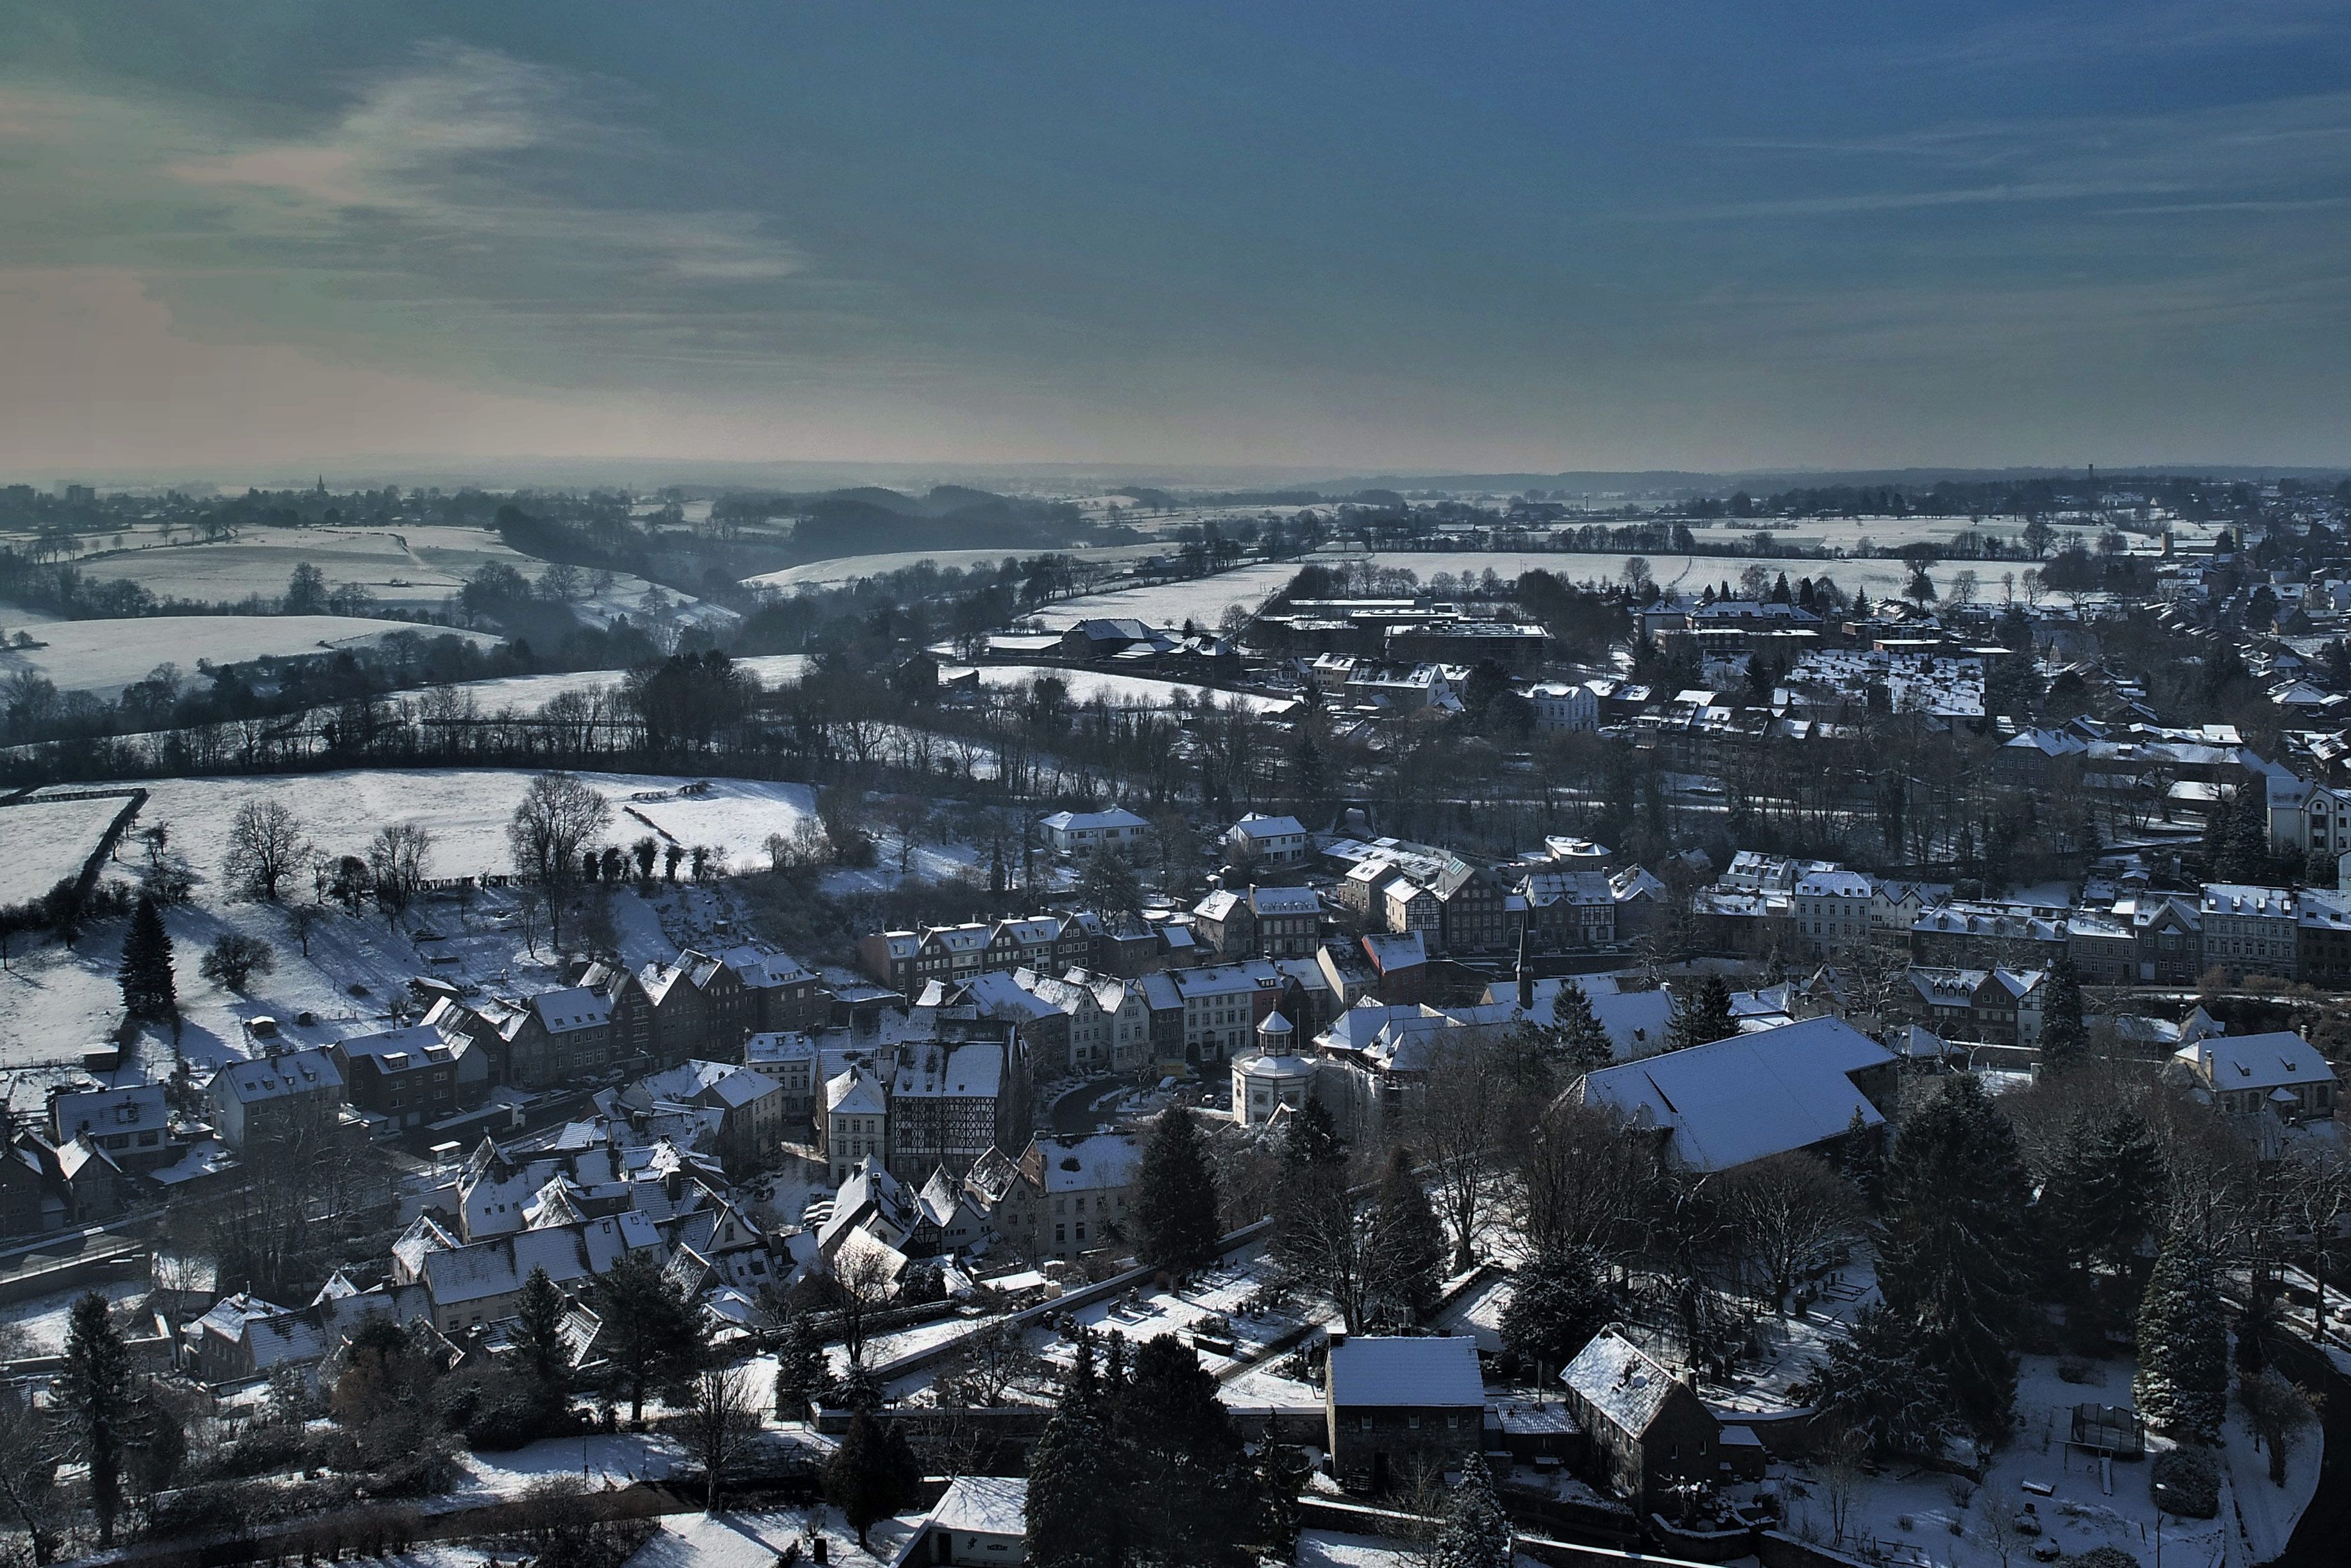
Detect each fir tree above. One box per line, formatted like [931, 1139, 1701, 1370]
[1134, 1108, 1222, 1276]
[593, 1255, 704, 1421]
[116, 894, 176, 1024]
[1279, 1097, 1347, 1172]
[1789, 1302, 1953, 1460]
[2041, 1109, 2164, 1302]
[1026, 1336, 1125, 1568]
[1116, 1335, 1251, 1567]
[2134, 1238, 2228, 1442]
[1837, 1105, 1887, 1209]
[1433, 1450, 1513, 1568]
[773, 1315, 825, 1417]
[58, 1292, 131, 1547]
[1372, 1147, 1447, 1321]
[2037, 954, 2088, 1073]
[1550, 981, 1614, 1076]
[1249, 1443, 1308, 1562]
[511, 1265, 569, 1394]
[1499, 1245, 1613, 1373]
[1666, 974, 1735, 1053]
[1877, 1075, 2032, 1440]
[825, 1409, 921, 1549]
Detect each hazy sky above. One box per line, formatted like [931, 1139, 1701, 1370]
[4, 1, 2349, 478]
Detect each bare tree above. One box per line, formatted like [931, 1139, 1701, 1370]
[505, 772, 611, 950]
[0, 1368, 61, 1565]
[1718, 1152, 1862, 1314]
[2280, 1139, 2351, 1341]
[684, 1364, 764, 1512]
[1516, 1099, 1657, 1262]
[1817, 1433, 1862, 1547]
[366, 823, 434, 911]
[1413, 1036, 1501, 1272]
[222, 799, 309, 901]
[829, 1242, 898, 1371]
[937, 1319, 1043, 1408]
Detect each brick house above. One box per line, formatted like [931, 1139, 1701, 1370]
[1560, 1329, 1723, 1510]
[1325, 1335, 1487, 1493]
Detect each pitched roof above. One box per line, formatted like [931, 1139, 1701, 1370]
[2177, 1031, 2338, 1092]
[212, 1047, 344, 1106]
[1562, 1329, 1687, 1436]
[1576, 1016, 1892, 1172]
[1327, 1335, 1483, 1408]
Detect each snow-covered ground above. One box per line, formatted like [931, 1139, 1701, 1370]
[0, 614, 503, 698]
[426, 654, 811, 714]
[745, 542, 1168, 593]
[444, 1429, 687, 1503]
[3, 1276, 151, 1355]
[1, 768, 799, 1079]
[629, 1505, 914, 1568]
[1783, 1350, 2320, 1568]
[29, 770, 816, 884]
[1011, 547, 1971, 634]
[0, 794, 122, 904]
[1021, 563, 1300, 631]
[941, 664, 1295, 714]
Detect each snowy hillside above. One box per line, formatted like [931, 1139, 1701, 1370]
[0, 615, 501, 698]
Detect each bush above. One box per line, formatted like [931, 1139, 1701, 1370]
[2150, 1446, 2220, 1519]
[199, 931, 276, 990]
[2068, 1549, 2141, 1568]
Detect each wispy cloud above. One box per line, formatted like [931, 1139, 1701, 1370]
[1903, 0, 2347, 70]
[0, 42, 839, 394]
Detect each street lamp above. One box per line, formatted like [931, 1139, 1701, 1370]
[2152, 1481, 2168, 1568]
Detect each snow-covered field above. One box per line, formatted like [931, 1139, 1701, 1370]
[1022, 563, 1302, 630]
[0, 615, 501, 697]
[28, 770, 816, 881]
[68, 528, 511, 609]
[0, 795, 122, 904]
[942, 664, 1295, 714]
[745, 542, 1168, 593]
[417, 653, 809, 714]
[1011, 547, 1993, 632]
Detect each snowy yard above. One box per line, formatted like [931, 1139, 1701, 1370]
[444, 1429, 688, 1504]
[627, 1505, 914, 1568]
[0, 614, 502, 698]
[0, 794, 122, 905]
[1780, 1351, 2321, 1568]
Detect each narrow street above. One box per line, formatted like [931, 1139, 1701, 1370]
[1049, 1076, 1129, 1136]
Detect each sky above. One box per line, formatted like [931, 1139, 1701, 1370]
[3, 0, 2349, 480]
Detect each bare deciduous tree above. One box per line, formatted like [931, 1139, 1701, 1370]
[684, 1364, 764, 1512]
[222, 799, 309, 901]
[829, 1242, 899, 1371]
[505, 772, 612, 950]
[366, 823, 434, 911]
[1718, 1151, 1863, 1314]
[1413, 1036, 1501, 1272]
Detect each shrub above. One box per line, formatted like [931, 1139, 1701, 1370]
[2150, 1446, 2220, 1519]
[2068, 1549, 2141, 1568]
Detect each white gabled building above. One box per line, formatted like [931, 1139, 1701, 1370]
[1227, 812, 1310, 865]
[1526, 680, 1599, 733]
[1038, 806, 1149, 855]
